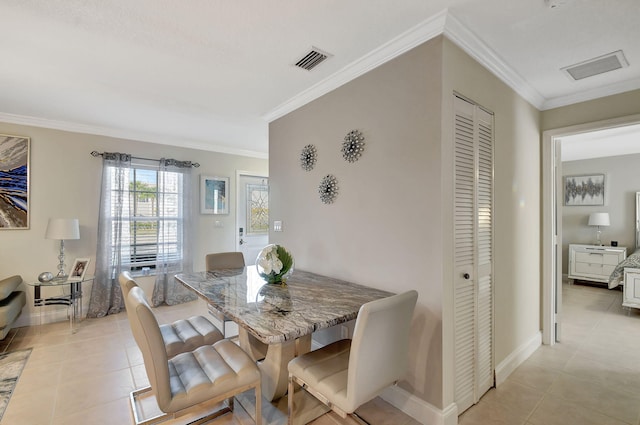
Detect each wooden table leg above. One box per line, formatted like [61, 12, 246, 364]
[238, 328, 312, 402]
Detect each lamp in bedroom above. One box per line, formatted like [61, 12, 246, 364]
[45, 218, 80, 280]
[588, 212, 610, 246]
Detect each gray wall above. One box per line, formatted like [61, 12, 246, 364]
[561, 153, 640, 274]
[269, 34, 542, 414]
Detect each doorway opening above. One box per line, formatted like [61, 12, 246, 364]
[542, 114, 640, 345]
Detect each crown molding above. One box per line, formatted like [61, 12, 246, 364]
[442, 13, 546, 109]
[263, 10, 449, 122]
[541, 77, 640, 110]
[0, 112, 269, 159]
[263, 10, 553, 122]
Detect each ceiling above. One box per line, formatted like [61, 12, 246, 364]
[560, 123, 640, 162]
[1, 0, 638, 158]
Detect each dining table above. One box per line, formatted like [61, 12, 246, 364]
[175, 266, 394, 403]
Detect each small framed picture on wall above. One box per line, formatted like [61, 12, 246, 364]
[201, 175, 229, 214]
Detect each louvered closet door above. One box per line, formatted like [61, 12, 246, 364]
[453, 95, 494, 414]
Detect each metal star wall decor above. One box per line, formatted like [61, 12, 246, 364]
[300, 144, 317, 171]
[318, 174, 338, 204]
[341, 130, 365, 163]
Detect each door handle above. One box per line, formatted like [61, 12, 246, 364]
[463, 273, 470, 280]
[239, 238, 245, 245]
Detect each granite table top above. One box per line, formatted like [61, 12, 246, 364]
[175, 266, 394, 345]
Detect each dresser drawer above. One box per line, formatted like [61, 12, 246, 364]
[575, 251, 621, 266]
[574, 262, 615, 277]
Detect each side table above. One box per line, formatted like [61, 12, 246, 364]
[29, 276, 94, 333]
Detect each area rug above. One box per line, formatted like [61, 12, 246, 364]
[0, 348, 31, 421]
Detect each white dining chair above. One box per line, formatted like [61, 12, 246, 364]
[125, 286, 262, 425]
[287, 290, 418, 424]
[119, 271, 223, 358]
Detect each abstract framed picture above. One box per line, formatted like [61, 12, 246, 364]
[200, 175, 229, 214]
[564, 174, 605, 206]
[0, 134, 30, 229]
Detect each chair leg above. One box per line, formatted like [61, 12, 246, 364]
[287, 375, 294, 425]
[255, 382, 262, 425]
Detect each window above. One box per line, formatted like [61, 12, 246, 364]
[107, 165, 184, 272]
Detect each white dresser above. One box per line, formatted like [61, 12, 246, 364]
[568, 244, 627, 284]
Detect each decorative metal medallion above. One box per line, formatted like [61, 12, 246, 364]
[300, 144, 317, 171]
[318, 174, 338, 204]
[341, 130, 365, 163]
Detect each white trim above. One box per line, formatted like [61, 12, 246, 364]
[0, 112, 269, 159]
[381, 385, 456, 425]
[443, 15, 545, 109]
[495, 332, 542, 386]
[263, 9, 552, 123]
[542, 76, 640, 110]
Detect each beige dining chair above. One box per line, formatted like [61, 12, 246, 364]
[125, 286, 262, 425]
[205, 251, 246, 270]
[205, 252, 245, 337]
[119, 271, 223, 358]
[287, 290, 418, 425]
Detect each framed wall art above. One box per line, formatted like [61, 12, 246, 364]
[0, 134, 30, 229]
[564, 174, 605, 206]
[201, 175, 229, 214]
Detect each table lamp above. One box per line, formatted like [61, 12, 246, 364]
[588, 212, 610, 246]
[45, 218, 80, 280]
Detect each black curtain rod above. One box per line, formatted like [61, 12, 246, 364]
[90, 151, 200, 168]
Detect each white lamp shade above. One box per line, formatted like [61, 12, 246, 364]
[45, 218, 80, 240]
[588, 212, 610, 227]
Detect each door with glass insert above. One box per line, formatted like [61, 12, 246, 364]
[236, 174, 269, 264]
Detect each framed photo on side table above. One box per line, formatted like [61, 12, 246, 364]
[68, 258, 90, 282]
[201, 175, 229, 214]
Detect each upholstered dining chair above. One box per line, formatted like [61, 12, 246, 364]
[205, 251, 246, 271]
[205, 252, 245, 338]
[125, 286, 262, 425]
[119, 271, 223, 358]
[287, 290, 418, 425]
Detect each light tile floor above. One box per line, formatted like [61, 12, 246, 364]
[459, 281, 640, 425]
[0, 299, 420, 425]
[2, 281, 639, 424]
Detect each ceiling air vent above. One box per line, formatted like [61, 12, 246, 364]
[294, 47, 332, 71]
[561, 50, 629, 81]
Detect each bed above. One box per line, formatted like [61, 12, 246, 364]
[607, 192, 640, 309]
[609, 249, 640, 289]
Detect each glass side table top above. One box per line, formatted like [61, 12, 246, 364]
[29, 276, 94, 287]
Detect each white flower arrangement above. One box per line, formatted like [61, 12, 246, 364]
[256, 244, 294, 284]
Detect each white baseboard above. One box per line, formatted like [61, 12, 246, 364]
[381, 385, 458, 425]
[495, 331, 541, 386]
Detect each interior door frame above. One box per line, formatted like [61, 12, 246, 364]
[542, 113, 640, 345]
[235, 170, 269, 252]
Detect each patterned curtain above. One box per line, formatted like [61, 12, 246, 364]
[151, 158, 196, 306]
[87, 153, 132, 317]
